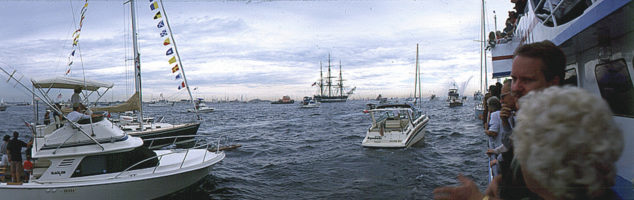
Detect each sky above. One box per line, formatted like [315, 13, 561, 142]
[0, 0, 514, 102]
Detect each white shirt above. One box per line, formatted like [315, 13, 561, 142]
[488, 111, 502, 149]
[66, 111, 91, 122]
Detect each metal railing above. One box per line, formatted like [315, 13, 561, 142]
[112, 135, 222, 179]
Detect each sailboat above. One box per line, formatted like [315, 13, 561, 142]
[92, 0, 201, 148]
[361, 44, 429, 148]
[0, 1, 224, 197]
[313, 55, 356, 103]
[474, 0, 487, 120]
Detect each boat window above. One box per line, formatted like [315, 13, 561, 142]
[563, 67, 577, 86]
[71, 146, 159, 177]
[595, 59, 634, 117]
[533, 0, 592, 27]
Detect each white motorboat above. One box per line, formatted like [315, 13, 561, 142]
[362, 44, 429, 148]
[362, 104, 429, 148]
[299, 96, 320, 108]
[5, 118, 224, 199]
[0, 99, 7, 111]
[187, 99, 214, 113]
[0, 75, 224, 200]
[448, 87, 463, 107]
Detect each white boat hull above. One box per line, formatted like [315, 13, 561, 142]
[362, 116, 429, 148]
[0, 150, 224, 200]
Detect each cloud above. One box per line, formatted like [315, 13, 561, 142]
[0, 0, 514, 101]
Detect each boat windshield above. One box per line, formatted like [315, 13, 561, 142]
[372, 109, 410, 123]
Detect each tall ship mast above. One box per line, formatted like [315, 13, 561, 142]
[313, 54, 356, 103]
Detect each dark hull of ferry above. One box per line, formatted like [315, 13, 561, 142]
[131, 122, 201, 149]
[271, 100, 295, 104]
[314, 95, 348, 103]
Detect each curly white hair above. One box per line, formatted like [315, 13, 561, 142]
[513, 86, 623, 199]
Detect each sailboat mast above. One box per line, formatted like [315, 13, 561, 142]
[320, 61, 324, 96]
[327, 54, 332, 97]
[482, 0, 488, 91]
[415, 44, 419, 105]
[158, 0, 199, 120]
[339, 60, 343, 97]
[130, 0, 144, 128]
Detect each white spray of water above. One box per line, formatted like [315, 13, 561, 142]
[459, 75, 473, 96]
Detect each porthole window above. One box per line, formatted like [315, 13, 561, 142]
[595, 59, 634, 117]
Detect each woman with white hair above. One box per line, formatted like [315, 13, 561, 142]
[513, 86, 623, 199]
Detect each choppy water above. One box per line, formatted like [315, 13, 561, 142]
[0, 99, 488, 199]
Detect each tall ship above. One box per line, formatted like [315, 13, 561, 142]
[313, 54, 356, 103]
[486, 0, 633, 197]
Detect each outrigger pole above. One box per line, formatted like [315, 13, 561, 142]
[158, 0, 200, 120]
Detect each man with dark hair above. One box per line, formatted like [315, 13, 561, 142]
[510, 40, 565, 98]
[434, 40, 566, 200]
[7, 131, 28, 183]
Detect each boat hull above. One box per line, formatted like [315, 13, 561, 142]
[0, 151, 224, 200]
[314, 95, 348, 103]
[362, 116, 429, 148]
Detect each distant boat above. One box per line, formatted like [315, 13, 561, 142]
[448, 84, 463, 107]
[430, 94, 436, 101]
[271, 96, 295, 104]
[187, 98, 214, 112]
[0, 99, 7, 111]
[313, 54, 356, 103]
[299, 96, 320, 108]
[147, 93, 174, 107]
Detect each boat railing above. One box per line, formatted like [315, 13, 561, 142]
[144, 134, 206, 150]
[113, 135, 222, 179]
[486, 139, 494, 183]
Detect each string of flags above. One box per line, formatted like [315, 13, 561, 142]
[150, 0, 186, 90]
[66, 0, 89, 76]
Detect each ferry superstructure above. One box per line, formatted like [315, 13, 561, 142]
[488, 0, 633, 197]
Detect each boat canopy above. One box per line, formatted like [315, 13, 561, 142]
[32, 76, 114, 91]
[91, 92, 142, 113]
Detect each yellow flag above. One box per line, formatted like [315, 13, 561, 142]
[163, 38, 170, 46]
[154, 11, 162, 19]
[168, 56, 176, 64]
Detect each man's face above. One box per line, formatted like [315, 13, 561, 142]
[510, 55, 559, 98]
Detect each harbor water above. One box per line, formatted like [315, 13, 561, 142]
[0, 99, 488, 199]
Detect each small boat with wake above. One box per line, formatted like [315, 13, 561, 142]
[299, 96, 320, 108]
[187, 98, 214, 113]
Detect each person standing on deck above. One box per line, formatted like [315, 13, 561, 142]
[433, 40, 566, 200]
[71, 88, 86, 111]
[0, 135, 9, 168]
[7, 131, 29, 183]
